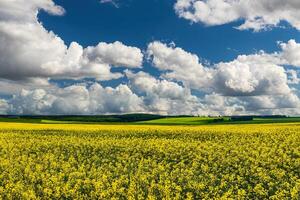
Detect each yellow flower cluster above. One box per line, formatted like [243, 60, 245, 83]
[0, 122, 299, 199]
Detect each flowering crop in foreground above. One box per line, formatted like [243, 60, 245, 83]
[0, 123, 299, 199]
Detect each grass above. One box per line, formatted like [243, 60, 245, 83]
[137, 117, 229, 125]
[225, 117, 300, 124]
[138, 116, 300, 125]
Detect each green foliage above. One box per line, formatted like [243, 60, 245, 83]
[138, 117, 228, 125]
[0, 114, 164, 124]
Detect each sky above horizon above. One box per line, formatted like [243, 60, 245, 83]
[1, 0, 300, 115]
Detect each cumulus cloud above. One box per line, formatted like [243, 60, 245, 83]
[147, 41, 213, 90]
[87, 83, 144, 114]
[41, 41, 143, 80]
[174, 0, 300, 31]
[0, 0, 143, 81]
[3, 70, 300, 115]
[147, 41, 291, 97]
[84, 41, 142, 68]
[1, 0, 300, 116]
[0, 78, 53, 95]
[201, 93, 300, 116]
[8, 83, 144, 115]
[2, 70, 208, 116]
[126, 70, 204, 115]
[8, 38, 296, 116]
[287, 70, 300, 84]
[0, 0, 65, 22]
[280, 39, 300, 67]
[6, 75, 205, 116]
[242, 93, 300, 112]
[213, 54, 290, 96]
[0, 99, 9, 114]
[202, 93, 245, 116]
[146, 40, 300, 115]
[9, 89, 56, 115]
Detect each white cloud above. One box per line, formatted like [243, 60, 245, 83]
[126, 70, 203, 115]
[87, 83, 144, 114]
[0, 78, 53, 95]
[100, 0, 120, 8]
[242, 93, 300, 111]
[213, 54, 290, 96]
[0, 0, 143, 81]
[147, 41, 213, 90]
[145, 40, 300, 115]
[84, 41, 143, 69]
[0, 0, 65, 22]
[9, 89, 56, 115]
[126, 70, 190, 100]
[3, 70, 300, 116]
[287, 70, 300, 84]
[0, 99, 9, 114]
[201, 92, 300, 116]
[202, 93, 245, 116]
[147, 41, 291, 97]
[1, 0, 300, 116]
[280, 39, 300, 67]
[8, 83, 144, 115]
[174, 0, 300, 31]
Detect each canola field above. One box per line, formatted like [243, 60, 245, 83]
[0, 122, 299, 199]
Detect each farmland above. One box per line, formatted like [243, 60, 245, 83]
[1, 115, 300, 125]
[140, 116, 300, 125]
[0, 122, 299, 199]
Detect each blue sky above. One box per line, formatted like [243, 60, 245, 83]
[39, 0, 300, 87]
[40, 0, 300, 61]
[1, 0, 300, 115]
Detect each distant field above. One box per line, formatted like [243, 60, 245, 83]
[228, 117, 300, 124]
[139, 116, 300, 125]
[0, 122, 299, 199]
[1, 116, 300, 125]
